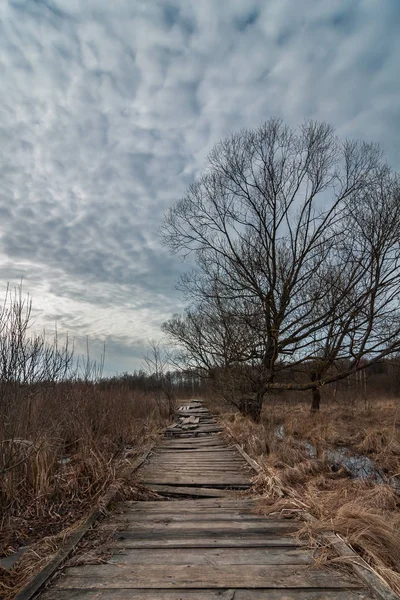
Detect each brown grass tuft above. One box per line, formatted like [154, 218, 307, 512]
[0, 385, 168, 599]
[218, 394, 400, 596]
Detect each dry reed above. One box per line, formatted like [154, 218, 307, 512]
[0, 384, 168, 599]
[217, 394, 400, 595]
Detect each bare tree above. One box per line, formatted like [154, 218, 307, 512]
[0, 284, 75, 480]
[144, 340, 176, 418]
[162, 119, 400, 420]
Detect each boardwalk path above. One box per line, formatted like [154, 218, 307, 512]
[41, 400, 374, 599]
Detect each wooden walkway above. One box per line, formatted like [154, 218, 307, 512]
[41, 400, 376, 599]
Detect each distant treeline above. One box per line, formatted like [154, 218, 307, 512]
[99, 369, 204, 397]
[98, 357, 400, 401]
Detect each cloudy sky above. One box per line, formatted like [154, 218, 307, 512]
[0, 0, 399, 374]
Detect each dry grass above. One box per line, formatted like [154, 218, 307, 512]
[216, 394, 400, 596]
[0, 478, 162, 600]
[0, 383, 169, 598]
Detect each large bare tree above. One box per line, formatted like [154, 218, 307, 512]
[162, 119, 400, 420]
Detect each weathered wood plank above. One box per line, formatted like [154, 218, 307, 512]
[147, 465, 248, 470]
[166, 423, 222, 434]
[152, 461, 245, 465]
[155, 449, 236, 454]
[150, 454, 245, 459]
[151, 456, 245, 460]
[145, 462, 250, 468]
[139, 484, 240, 497]
[107, 520, 299, 534]
[53, 564, 361, 589]
[119, 499, 256, 509]
[160, 438, 223, 443]
[107, 547, 313, 565]
[145, 469, 248, 473]
[143, 467, 250, 471]
[159, 441, 231, 445]
[114, 508, 263, 516]
[40, 590, 373, 600]
[140, 477, 250, 486]
[113, 511, 294, 522]
[111, 534, 301, 548]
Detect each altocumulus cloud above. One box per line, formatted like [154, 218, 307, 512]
[0, 0, 399, 373]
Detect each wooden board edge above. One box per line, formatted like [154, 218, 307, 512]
[218, 418, 262, 474]
[303, 513, 399, 600]
[232, 443, 262, 473]
[14, 443, 157, 600]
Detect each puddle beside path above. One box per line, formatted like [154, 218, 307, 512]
[275, 426, 400, 492]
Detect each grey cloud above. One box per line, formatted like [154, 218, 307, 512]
[0, 0, 399, 371]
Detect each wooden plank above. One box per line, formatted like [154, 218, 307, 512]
[158, 442, 232, 446]
[173, 424, 218, 428]
[145, 461, 249, 466]
[146, 468, 248, 472]
[107, 547, 313, 565]
[152, 462, 246, 466]
[143, 466, 249, 471]
[121, 499, 256, 508]
[159, 438, 224, 443]
[144, 471, 250, 476]
[115, 509, 263, 516]
[140, 473, 250, 480]
[40, 589, 374, 600]
[151, 456, 245, 460]
[143, 465, 250, 469]
[111, 535, 301, 548]
[119, 499, 256, 510]
[142, 467, 248, 471]
[175, 424, 219, 427]
[140, 467, 250, 474]
[160, 436, 222, 441]
[144, 453, 241, 459]
[111, 512, 297, 523]
[150, 453, 244, 458]
[107, 521, 299, 534]
[53, 564, 361, 589]
[234, 444, 263, 473]
[141, 471, 249, 481]
[139, 484, 240, 497]
[141, 477, 250, 486]
[155, 449, 235, 454]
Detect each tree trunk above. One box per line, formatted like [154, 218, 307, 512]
[249, 391, 263, 422]
[310, 370, 321, 411]
[311, 386, 321, 411]
[239, 392, 263, 422]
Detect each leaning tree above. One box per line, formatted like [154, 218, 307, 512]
[162, 119, 400, 420]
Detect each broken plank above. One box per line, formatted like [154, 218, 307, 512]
[140, 484, 239, 497]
